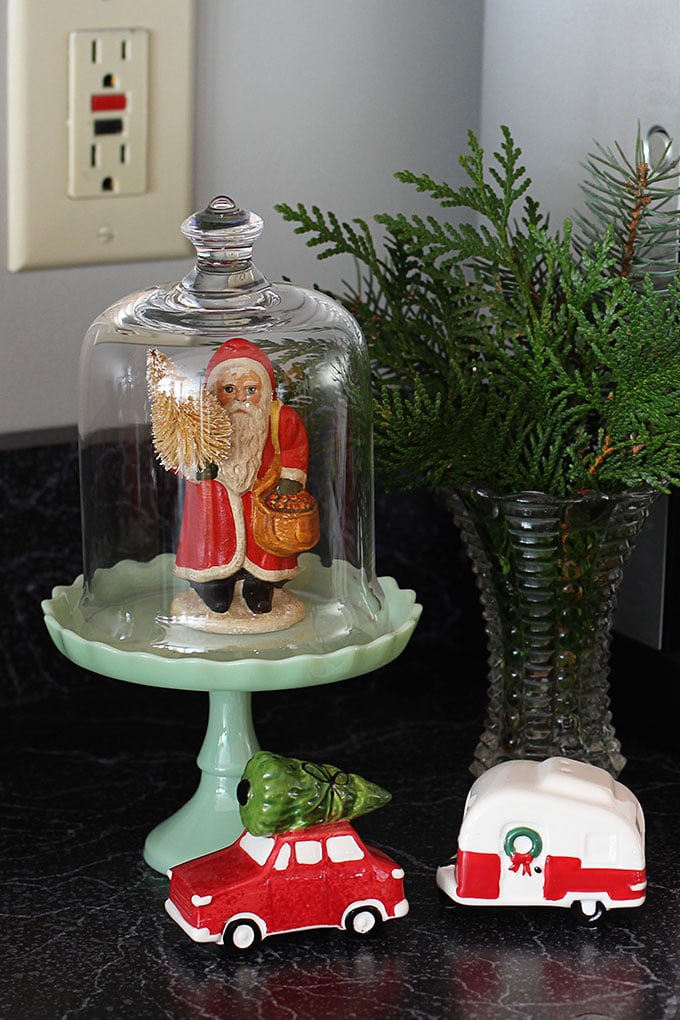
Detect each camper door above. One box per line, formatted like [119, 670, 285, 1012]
[498, 824, 546, 904]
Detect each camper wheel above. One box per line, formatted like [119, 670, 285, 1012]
[571, 899, 607, 926]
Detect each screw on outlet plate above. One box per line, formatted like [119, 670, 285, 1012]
[96, 224, 115, 244]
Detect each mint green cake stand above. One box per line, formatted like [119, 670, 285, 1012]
[42, 564, 420, 874]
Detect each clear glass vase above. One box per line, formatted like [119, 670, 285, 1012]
[446, 486, 658, 777]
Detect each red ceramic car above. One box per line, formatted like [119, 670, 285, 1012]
[165, 820, 409, 950]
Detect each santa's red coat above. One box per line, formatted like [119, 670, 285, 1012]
[174, 404, 309, 583]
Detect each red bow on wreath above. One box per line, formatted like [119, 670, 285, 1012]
[509, 851, 534, 875]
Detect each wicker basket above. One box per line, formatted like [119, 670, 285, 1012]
[251, 400, 320, 557]
[252, 488, 320, 557]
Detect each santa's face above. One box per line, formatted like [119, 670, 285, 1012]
[213, 367, 264, 409]
[207, 363, 272, 493]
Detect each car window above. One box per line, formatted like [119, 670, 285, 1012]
[326, 834, 365, 862]
[273, 843, 291, 871]
[239, 831, 276, 865]
[295, 840, 322, 865]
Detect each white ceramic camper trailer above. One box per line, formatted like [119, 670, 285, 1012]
[436, 757, 646, 923]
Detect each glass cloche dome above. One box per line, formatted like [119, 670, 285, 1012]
[72, 195, 388, 661]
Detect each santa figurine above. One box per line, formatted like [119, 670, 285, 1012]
[147, 337, 312, 631]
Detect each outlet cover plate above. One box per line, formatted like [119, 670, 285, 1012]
[68, 28, 149, 199]
[7, 0, 195, 271]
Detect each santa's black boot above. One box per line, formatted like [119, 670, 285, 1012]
[243, 575, 274, 614]
[190, 578, 236, 614]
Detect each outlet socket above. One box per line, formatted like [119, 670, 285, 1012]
[7, 0, 194, 271]
[68, 28, 149, 199]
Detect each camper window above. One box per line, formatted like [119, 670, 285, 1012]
[585, 832, 617, 864]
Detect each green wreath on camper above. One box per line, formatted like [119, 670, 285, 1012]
[504, 826, 543, 875]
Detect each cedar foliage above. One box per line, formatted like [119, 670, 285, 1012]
[276, 128, 680, 496]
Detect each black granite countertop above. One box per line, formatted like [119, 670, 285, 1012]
[3, 440, 680, 1020]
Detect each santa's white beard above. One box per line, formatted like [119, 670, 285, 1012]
[217, 398, 271, 494]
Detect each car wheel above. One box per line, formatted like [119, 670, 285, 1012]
[223, 918, 262, 951]
[571, 899, 607, 926]
[346, 906, 383, 937]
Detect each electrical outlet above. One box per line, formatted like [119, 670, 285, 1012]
[7, 0, 194, 271]
[68, 29, 149, 199]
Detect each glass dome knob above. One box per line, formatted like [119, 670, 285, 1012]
[181, 195, 264, 268]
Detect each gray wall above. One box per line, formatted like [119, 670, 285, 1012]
[479, 0, 680, 227]
[0, 0, 483, 437]
[6, 0, 679, 438]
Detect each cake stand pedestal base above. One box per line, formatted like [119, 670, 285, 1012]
[42, 566, 421, 875]
[144, 689, 258, 872]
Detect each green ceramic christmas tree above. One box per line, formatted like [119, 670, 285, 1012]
[238, 751, 391, 836]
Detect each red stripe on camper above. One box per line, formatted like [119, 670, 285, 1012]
[456, 850, 501, 899]
[544, 856, 646, 901]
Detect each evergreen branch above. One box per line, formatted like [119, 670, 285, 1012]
[575, 129, 680, 282]
[278, 127, 680, 497]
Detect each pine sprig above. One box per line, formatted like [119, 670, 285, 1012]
[277, 127, 680, 497]
[575, 133, 680, 281]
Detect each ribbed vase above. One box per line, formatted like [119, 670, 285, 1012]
[447, 486, 657, 777]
